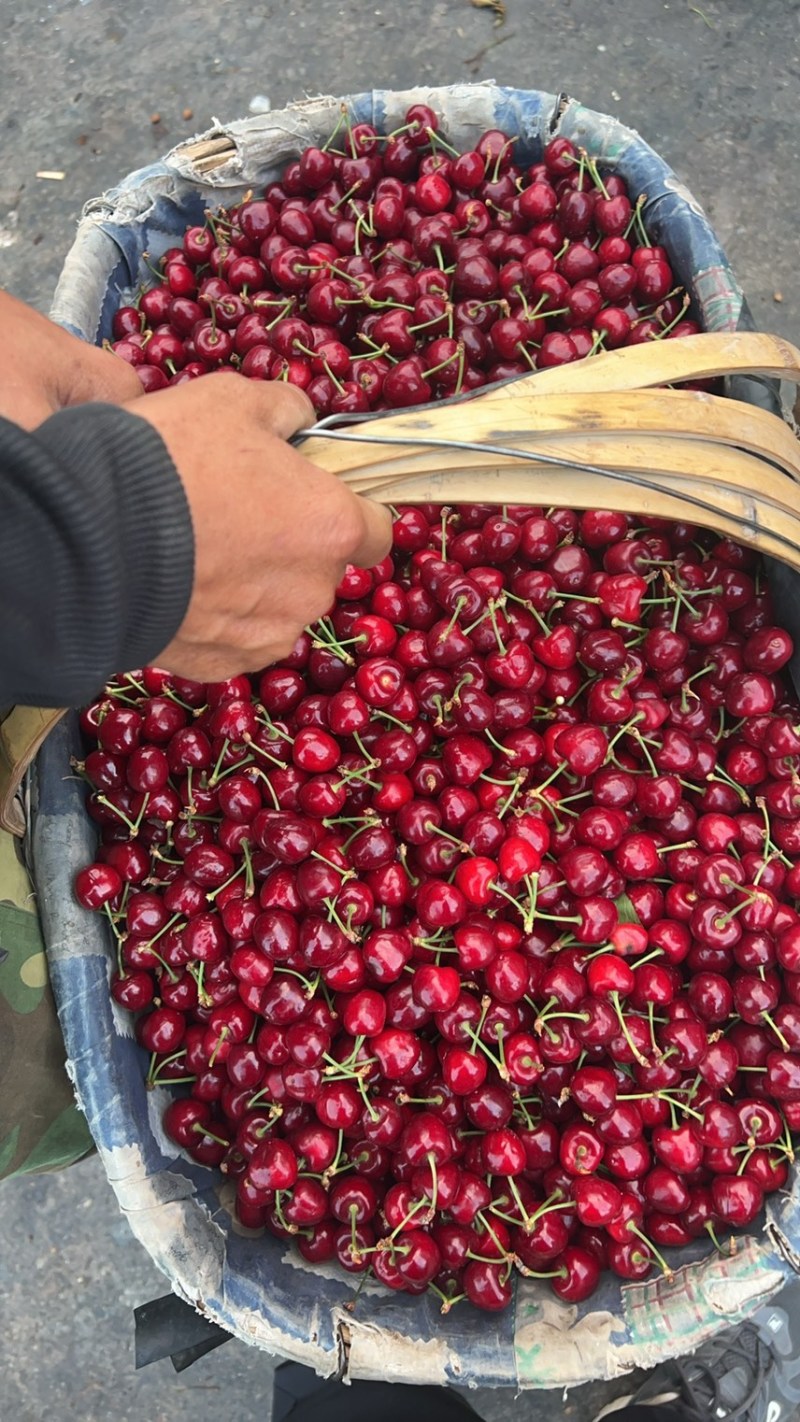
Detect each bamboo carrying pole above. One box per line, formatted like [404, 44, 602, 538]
[296, 332, 800, 567]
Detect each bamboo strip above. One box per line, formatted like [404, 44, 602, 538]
[297, 387, 800, 485]
[341, 462, 800, 570]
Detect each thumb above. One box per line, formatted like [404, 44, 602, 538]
[349, 493, 394, 570]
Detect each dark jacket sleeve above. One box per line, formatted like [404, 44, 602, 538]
[0, 404, 194, 707]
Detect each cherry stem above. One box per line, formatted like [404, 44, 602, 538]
[647, 1001, 659, 1056]
[102, 685, 141, 708]
[511, 1259, 564, 1280]
[487, 599, 507, 654]
[503, 590, 551, 635]
[147, 910, 185, 951]
[780, 1119, 796, 1163]
[658, 292, 692, 337]
[388, 1197, 430, 1242]
[505, 1174, 535, 1231]
[270, 1191, 296, 1236]
[628, 1221, 674, 1282]
[425, 820, 469, 853]
[356, 1073, 378, 1122]
[208, 839, 253, 901]
[255, 709, 294, 745]
[146, 1048, 188, 1087]
[322, 896, 358, 943]
[259, 773, 281, 811]
[316, 1129, 346, 1187]
[756, 797, 793, 867]
[465, 999, 508, 1077]
[762, 1011, 790, 1052]
[498, 773, 527, 819]
[275, 966, 320, 998]
[428, 1282, 465, 1315]
[624, 725, 657, 774]
[207, 1025, 230, 1070]
[633, 193, 650, 247]
[426, 1151, 439, 1215]
[705, 1220, 726, 1254]
[488, 878, 534, 934]
[248, 738, 286, 769]
[736, 1144, 756, 1177]
[453, 342, 466, 396]
[475, 1209, 511, 1258]
[192, 1121, 229, 1148]
[610, 992, 649, 1066]
[185, 960, 212, 1008]
[709, 761, 750, 805]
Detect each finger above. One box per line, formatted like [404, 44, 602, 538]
[349, 495, 394, 570]
[65, 343, 145, 410]
[250, 379, 316, 439]
[88, 349, 146, 405]
[206, 371, 315, 439]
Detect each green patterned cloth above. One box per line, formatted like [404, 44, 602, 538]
[0, 826, 94, 1179]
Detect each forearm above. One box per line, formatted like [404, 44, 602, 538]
[0, 407, 194, 706]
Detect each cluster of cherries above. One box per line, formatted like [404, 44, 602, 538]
[108, 105, 696, 412]
[75, 500, 800, 1315]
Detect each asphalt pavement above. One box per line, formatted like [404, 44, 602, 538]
[1, 1, 799, 1418]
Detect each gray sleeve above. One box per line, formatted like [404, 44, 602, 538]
[0, 404, 194, 706]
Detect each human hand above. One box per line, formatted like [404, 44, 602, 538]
[0, 291, 143, 430]
[124, 372, 392, 681]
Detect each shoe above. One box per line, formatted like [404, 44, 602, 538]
[593, 1279, 800, 1422]
[272, 1361, 479, 1422]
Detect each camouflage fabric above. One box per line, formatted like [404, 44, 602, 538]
[0, 822, 94, 1179]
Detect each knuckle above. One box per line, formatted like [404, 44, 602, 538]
[325, 492, 365, 562]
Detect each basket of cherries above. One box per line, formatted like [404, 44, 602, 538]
[40, 84, 800, 1388]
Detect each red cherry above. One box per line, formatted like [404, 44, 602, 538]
[75, 863, 123, 909]
[463, 1259, 513, 1311]
[551, 1246, 601, 1302]
[573, 1176, 624, 1227]
[711, 1174, 763, 1227]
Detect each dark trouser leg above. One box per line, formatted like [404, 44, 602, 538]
[272, 1366, 697, 1422]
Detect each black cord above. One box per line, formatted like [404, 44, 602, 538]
[296, 426, 800, 561]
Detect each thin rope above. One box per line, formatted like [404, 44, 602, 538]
[295, 426, 799, 559]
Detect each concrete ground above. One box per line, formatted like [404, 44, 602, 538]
[1, 0, 799, 1418]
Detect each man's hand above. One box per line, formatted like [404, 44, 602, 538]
[0, 291, 391, 682]
[0, 291, 143, 429]
[125, 373, 392, 681]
